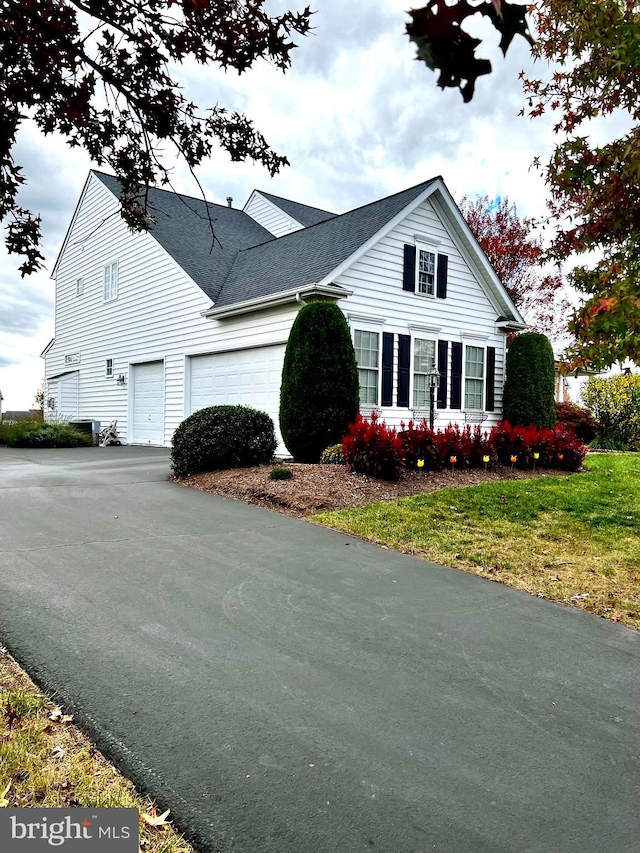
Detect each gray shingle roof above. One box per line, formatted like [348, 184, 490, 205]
[255, 191, 336, 227]
[93, 171, 275, 302]
[214, 179, 437, 309]
[93, 171, 438, 311]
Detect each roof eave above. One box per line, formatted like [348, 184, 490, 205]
[201, 284, 352, 320]
[496, 320, 529, 332]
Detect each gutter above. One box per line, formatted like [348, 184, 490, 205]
[495, 319, 529, 333]
[201, 284, 352, 320]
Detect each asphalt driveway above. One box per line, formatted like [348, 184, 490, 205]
[0, 446, 638, 852]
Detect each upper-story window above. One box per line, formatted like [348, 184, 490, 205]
[464, 345, 485, 410]
[76, 277, 84, 297]
[103, 262, 119, 302]
[417, 249, 436, 296]
[106, 358, 113, 377]
[403, 243, 448, 298]
[354, 329, 379, 406]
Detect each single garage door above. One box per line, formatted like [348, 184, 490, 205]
[189, 345, 285, 443]
[131, 361, 164, 444]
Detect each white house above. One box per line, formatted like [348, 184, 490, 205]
[43, 171, 526, 450]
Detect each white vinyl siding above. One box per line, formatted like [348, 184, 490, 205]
[413, 338, 436, 408]
[417, 249, 435, 296]
[464, 345, 485, 410]
[334, 194, 507, 430]
[45, 173, 298, 448]
[243, 191, 303, 237]
[354, 330, 379, 406]
[103, 261, 119, 301]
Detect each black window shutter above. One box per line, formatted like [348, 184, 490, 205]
[437, 340, 448, 409]
[403, 245, 416, 292]
[382, 333, 393, 407]
[437, 254, 448, 299]
[486, 346, 496, 411]
[450, 342, 462, 410]
[397, 335, 410, 407]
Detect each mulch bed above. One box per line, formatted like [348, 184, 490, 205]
[178, 462, 570, 517]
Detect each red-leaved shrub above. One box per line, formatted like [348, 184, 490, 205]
[342, 412, 401, 481]
[398, 420, 442, 470]
[342, 417, 586, 481]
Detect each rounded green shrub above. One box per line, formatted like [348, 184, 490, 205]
[269, 466, 293, 480]
[171, 405, 277, 478]
[280, 301, 359, 463]
[502, 332, 556, 428]
[319, 444, 344, 465]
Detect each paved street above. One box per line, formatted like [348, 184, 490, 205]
[0, 446, 638, 852]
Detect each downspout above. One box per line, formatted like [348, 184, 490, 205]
[295, 292, 307, 307]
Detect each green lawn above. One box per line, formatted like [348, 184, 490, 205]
[312, 453, 640, 628]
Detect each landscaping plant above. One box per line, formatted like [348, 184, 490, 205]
[342, 413, 401, 481]
[581, 373, 640, 450]
[343, 414, 586, 480]
[269, 466, 294, 480]
[319, 444, 345, 465]
[0, 420, 90, 448]
[502, 332, 556, 428]
[280, 301, 359, 463]
[171, 405, 277, 477]
[555, 402, 597, 444]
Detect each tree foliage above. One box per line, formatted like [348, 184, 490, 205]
[502, 332, 556, 428]
[1, 0, 311, 275]
[280, 301, 359, 463]
[581, 373, 640, 450]
[409, 0, 640, 369]
[459, 195, 569, 341]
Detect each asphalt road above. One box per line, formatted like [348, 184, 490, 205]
[0, 446, 638, 853]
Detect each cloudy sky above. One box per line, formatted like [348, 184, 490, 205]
[0, 0, 562, 410]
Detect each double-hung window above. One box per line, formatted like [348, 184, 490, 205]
[413, 338, 436, 408]
[103, 261, 119, 302]
[464, 345, 485, 410]
[105, 358, 113, 377]
[417, 248, 436, 296]
[354, 330, 379, 406]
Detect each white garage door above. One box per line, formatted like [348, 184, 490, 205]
[131, 361, 164, 444]
[189, 345, 285, 443]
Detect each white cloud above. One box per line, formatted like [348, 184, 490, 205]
[0, 0, 562, 408]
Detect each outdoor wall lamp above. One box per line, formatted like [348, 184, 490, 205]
[426, 365, 440, 431]
[116, 374, 126, 386]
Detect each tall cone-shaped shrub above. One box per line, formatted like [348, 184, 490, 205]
[280, 301, 359, 462]
[503, 332, 556, 428]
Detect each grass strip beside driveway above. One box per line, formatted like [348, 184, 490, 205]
[0, 650, 196, 853]
[312, 453, 640, 629]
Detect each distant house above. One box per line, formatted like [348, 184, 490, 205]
[43, 171, 526, 450]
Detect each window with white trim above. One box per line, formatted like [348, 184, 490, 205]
[413, 338, 436, 408]
[417, 248, 436, 296]
[103, 262, 119, 301]
[354, 330, 379, 406]
[464, 345, 485, 410]
[76, 277, 84, 297]
[106, 358, 113, 377]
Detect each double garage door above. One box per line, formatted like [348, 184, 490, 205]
[189, 345, 286, 444]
